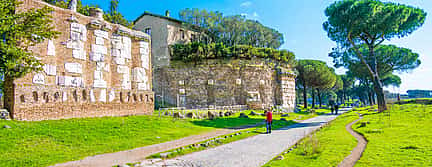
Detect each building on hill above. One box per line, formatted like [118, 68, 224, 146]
[133, 11, 296, 111]
[5, 0, 154, 121]
[407, 90, 432, 98]
[133, 11, 202, 69]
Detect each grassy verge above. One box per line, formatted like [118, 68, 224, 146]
[263, 110, 359, 167]
[354, 104, 432, 167]
[145, 110, 327, 160]
[0, 112, 265, 167]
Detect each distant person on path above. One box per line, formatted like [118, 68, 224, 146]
[265, 109, 273, 134]
[329, 99, 335, 114]
[335, 103, 339, 115]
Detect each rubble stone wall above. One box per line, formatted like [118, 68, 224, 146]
[10, 0, 154, 121]
[154, 59, 296, 111]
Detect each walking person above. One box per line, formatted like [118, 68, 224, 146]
[329, 98, 335, 115]
[265, 109, 273, 134]
[335, 103, 339, 115]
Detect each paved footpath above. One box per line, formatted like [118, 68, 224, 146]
[53, 129, 237, 167]
[174, 109, 350, 167]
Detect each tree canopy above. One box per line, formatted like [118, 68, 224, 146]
[296, 60, 336, 108]
[1, 0, 59, 113]
[323, 0, 426, 111]
[179, 8, 284, 49]
[103, 0, 133, 28]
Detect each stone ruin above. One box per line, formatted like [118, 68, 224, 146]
[4, 0, 154, 121]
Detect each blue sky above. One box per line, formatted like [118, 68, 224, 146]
[82, 0, 432, 94]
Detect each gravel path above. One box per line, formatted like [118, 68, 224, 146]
[175, 109, 351, 167]
[338, 113, 367, 167]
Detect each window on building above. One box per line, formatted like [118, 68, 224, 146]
[145, 28, 151, 36]
[180, 29, 185, 40]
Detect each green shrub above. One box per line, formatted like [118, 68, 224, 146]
[170, 42, 296, 66]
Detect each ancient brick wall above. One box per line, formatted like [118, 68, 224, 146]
[9, 0, 154, 121]
[154, 59, 296, 111]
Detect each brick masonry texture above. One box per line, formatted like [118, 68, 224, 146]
[8, 0, 154, 121]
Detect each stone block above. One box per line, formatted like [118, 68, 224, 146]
[32, 73, 45, 85]
[117, 65, 129, 74]
[43, 64, 56, 76]
[94, 30, 109, 39]
[65, 63, 83, 74]
[47, 39, 56, 56]
[92, 44, 107, 55]
[99, 89, 107, 102]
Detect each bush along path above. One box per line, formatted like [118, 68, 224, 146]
[139, 109, 350, 167]
[338, 113, 367, 167]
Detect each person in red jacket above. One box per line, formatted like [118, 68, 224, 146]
[266, 109, 273, 134]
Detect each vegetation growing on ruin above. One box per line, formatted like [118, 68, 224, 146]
[43, 0, 133, 28]
[170, 42, 295, 66]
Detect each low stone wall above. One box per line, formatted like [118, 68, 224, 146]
[8, 0, 154, 121]
[153, 59, 296, 111]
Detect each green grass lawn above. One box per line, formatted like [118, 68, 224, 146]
[0, 109, 324, 167]
[263, 111, 359, 167]
[354, 104, 432, 167]
[0, 113, 261, 167]
[146, 110, 329, 161]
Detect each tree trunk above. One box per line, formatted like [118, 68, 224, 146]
[311, 88, 315, 109]
[3, 75, 15, 119]
[303, 86, 307, 109]
[317, 89, 322, 108]
[368, 91, 373, 106]
[372, 77, 387, 112]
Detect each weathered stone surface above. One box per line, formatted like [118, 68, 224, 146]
[8, 0, 153, 121]
[208, 111, 217, 120]
[153, 59, 296, 111]
[186, 112, 196, 118]
[173, 112, 184, 118]
[0, 109, 10, 120]
[239, 113, 249, 118]
[275, 155, 284, 160]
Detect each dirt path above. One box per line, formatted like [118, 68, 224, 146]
[338, 113, 367, 167]
[52, 129, 237, 167]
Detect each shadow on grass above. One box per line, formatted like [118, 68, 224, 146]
[278, 121, 327, 130]
[191, 117, 265, 129]
[191, 116, 298, 130]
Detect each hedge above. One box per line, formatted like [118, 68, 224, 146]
[170, 42, 296, 66]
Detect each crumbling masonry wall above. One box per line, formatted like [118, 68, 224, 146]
[8, 0, 154, 121]
[154, 59, 296, 111]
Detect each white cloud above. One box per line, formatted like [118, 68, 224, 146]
[240, 1, 252, 7]
[241, 13, 248, 17]
[252, 12, 259, 18]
